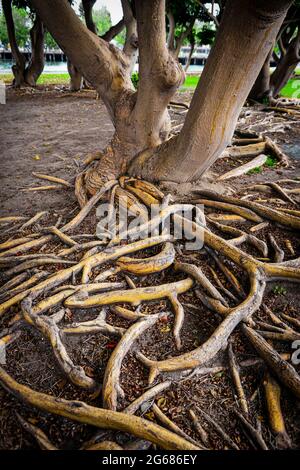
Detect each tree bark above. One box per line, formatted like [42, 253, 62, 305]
[2, 0, 26, 87]
[67, 58, 83, 91]
[130, 0, 293, 183]
[131, 0, 184, 149]
[25, 15, 45, 87]
[31, 0, 134, 119]
[121, 0, 138, 74]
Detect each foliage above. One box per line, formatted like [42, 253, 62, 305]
[0, 7, 31, 49]
[131, 72, 139, 89]
[247, 166, 263, 175]
[272, 285, 287, 295]
[93, 7, 112, 36]
[197, 24, 215, 45]
[265, 155, 277, 168]
[44, 31, 58, 50]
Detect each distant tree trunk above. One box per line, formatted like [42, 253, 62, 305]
[270, 25, 300, 98]
[131, 0, 293, 183]
[184, 40, 195, 72]
[25, 16, 45, 87]
[2, 0, 26, 87]
[248, 46, 273, 101]
[67, 58, 83, 91]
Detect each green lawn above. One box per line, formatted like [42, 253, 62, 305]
[0, 71, 299, 99]
[0, 72, 69, 85]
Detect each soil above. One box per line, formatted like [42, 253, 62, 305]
[0, 86, 300, 450]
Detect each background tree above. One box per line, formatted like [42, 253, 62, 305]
[0, 5, 29, 49]
[184, 23, 216, 71]
[30, 0, 293, 195]
[2, 0, 45, 87]
[250, 1, 300, 101]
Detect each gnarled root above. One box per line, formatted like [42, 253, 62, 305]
[0, 367, 199, 450]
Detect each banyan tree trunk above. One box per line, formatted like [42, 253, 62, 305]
[25, 16, 45, 87]
[67, 58, 83, 92]
[2, 0, 26, 87]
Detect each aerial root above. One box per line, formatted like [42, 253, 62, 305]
[0, 367, 199, 450]
[228, 342, 248, 415]
[263, 371, 292, 449]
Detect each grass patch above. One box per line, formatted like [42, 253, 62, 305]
[247, 155, 277, 175]
[0, 72, 69, 85]
[247, 166, 263, 175]
[265, 155, 277, 168]
[0, 71, 299, 99]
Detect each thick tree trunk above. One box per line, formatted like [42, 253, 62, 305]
[2, 0, 26, 87]
[130, 0, 293, 183]
[25, 16, 45, 87]
[67, 58, 83, 91]
[248, 46, 273, 101]
[270, 27, 300, 98]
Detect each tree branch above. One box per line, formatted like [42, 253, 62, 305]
[30, 0, 134, 116]
[132, 0, 184, 147]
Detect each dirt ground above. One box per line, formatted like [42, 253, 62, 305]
[0, 85, 300, 450]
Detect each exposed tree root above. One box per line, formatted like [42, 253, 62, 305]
[103, 313, 167, 410]
[124, 381, 172, 415]
[188, 409, 210, 448]
[0, 176, 299, 450]
[228, 342, 248, 415]
[0, 367, 199, 450]
[233, 409, 268, 450]
[16, 413, 58, 450]
[196, 408, 239, 450]
[263, 371, 292, 449]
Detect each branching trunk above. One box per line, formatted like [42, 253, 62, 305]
[121, 0, 138, 74]
[132, 0, 184, 148]
[270, 25, 300, 98]
[130, 0, 293, 183]
[2, 0, 26, 87]
[249, 46, 273, 101]
[25, 16, 45, 87]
